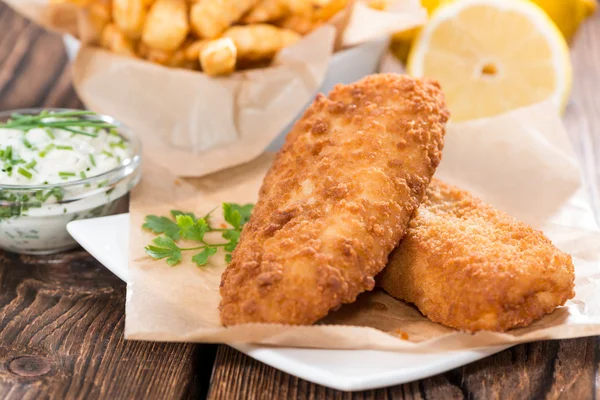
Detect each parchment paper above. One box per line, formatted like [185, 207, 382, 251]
[5, 0, 426, 177]
[125, 99, 600, 352]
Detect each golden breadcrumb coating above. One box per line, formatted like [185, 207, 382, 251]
[219, 74, 449, 325]
[379, 179, 576, 332]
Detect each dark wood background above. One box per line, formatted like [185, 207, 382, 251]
[0, 3, 599, 399]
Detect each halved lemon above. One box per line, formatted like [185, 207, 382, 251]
[407, 0, 572, 122]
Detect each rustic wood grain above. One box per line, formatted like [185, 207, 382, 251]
[0, 4, 216, 399]
[0, 250, 216, 399]
[209, 339, 598, 399]
[208, 11, 600, 400]
[1, 2, 600, 399]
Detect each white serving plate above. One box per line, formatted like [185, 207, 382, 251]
[67, 214, 509, 391]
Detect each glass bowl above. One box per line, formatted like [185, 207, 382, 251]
[0, 108, 142, 255]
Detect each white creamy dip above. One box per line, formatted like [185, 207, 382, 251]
[0, 125, 129, 185]
[0, 111, 140, 255]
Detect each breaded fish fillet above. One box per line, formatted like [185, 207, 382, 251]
[219, 74, 449, 325]
[379, 179, 575, 332]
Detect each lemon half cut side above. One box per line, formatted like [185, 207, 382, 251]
[407, 0, 572, 122]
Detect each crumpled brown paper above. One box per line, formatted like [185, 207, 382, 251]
[124, 99, 600, 352]
[379, 53, 582, 228]
[5, 0, 426, 177]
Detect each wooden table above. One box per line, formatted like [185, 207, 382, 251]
[0, 4, 599, 399]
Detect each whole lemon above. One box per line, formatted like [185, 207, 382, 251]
[529, 0, 597, 42]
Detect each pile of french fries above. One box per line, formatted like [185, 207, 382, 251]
[56, 0, 350, 76]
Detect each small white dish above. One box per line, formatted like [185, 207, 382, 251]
[67, 214, 509, 391]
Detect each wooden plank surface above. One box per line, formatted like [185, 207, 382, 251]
[0, 3, 599, 399]
[0, 5, 216, 399]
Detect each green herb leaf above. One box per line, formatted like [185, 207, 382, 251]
[222, 229, 240, 252]
[176, 215, 209, 242]
[191, 247, 218, 266]
[223, 203, 241, 230]
[143, 202, 254, 268]
[171, 210, 197, 222]
[223, 203, 254, 229]
[143, 215, 181, 240]
[144, 236, 182, 266]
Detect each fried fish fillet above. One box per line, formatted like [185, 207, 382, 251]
[379, 179, 575, 332]
[219, 74, 449, 325]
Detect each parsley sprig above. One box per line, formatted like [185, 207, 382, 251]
[142, 203, 253, 267]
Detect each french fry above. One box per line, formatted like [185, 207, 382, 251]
[367, 0, 392, 10]
[112, 0, 147, 39]
[142, 0, 189, 51]
[138, 42, 198, 68]
[100, 23, 137, 56]
[62, 0, 346, 74]
[281, 0, 312, 15]
[200, 38, 237, 76]
[50, 0, 95, 5]
[222, 24, 301, 61]
[184, 39, 210, 61]
[311, 0, 347, 21]
[190, 0, 258, 39]
[242, 0, 290, 23]
[77, 0, 112, 44]
[277, 14, 320, 35]
[283, 0, 346, 20]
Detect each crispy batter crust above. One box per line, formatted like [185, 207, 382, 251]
[379, 179, 576, 332]
[219, 74, 449, 325]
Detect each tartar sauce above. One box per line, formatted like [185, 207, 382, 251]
[0, 110, 140, 255]
[0, 124, 129, 185]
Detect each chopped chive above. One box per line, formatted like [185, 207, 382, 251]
[102, 150, 114, 158]
[0, 111, 114, 134]
[58, 171, 76, 178]
[109, 141, 127, 149]
[17, 167, 32, 179]
[2, 146, 13, 161]
[80, 171, 87, 179]
[39, 144, 55, 157]
[60, 127, 98, 137]
[89, 154, 96, 167]
[22, 137, 34, 149]
[109, 128, 119, 136]
[25, 159, 37, 169]
[97, 180, 108, 188]
[44, 128, 55, 139]
[56, 145, 74, 150]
